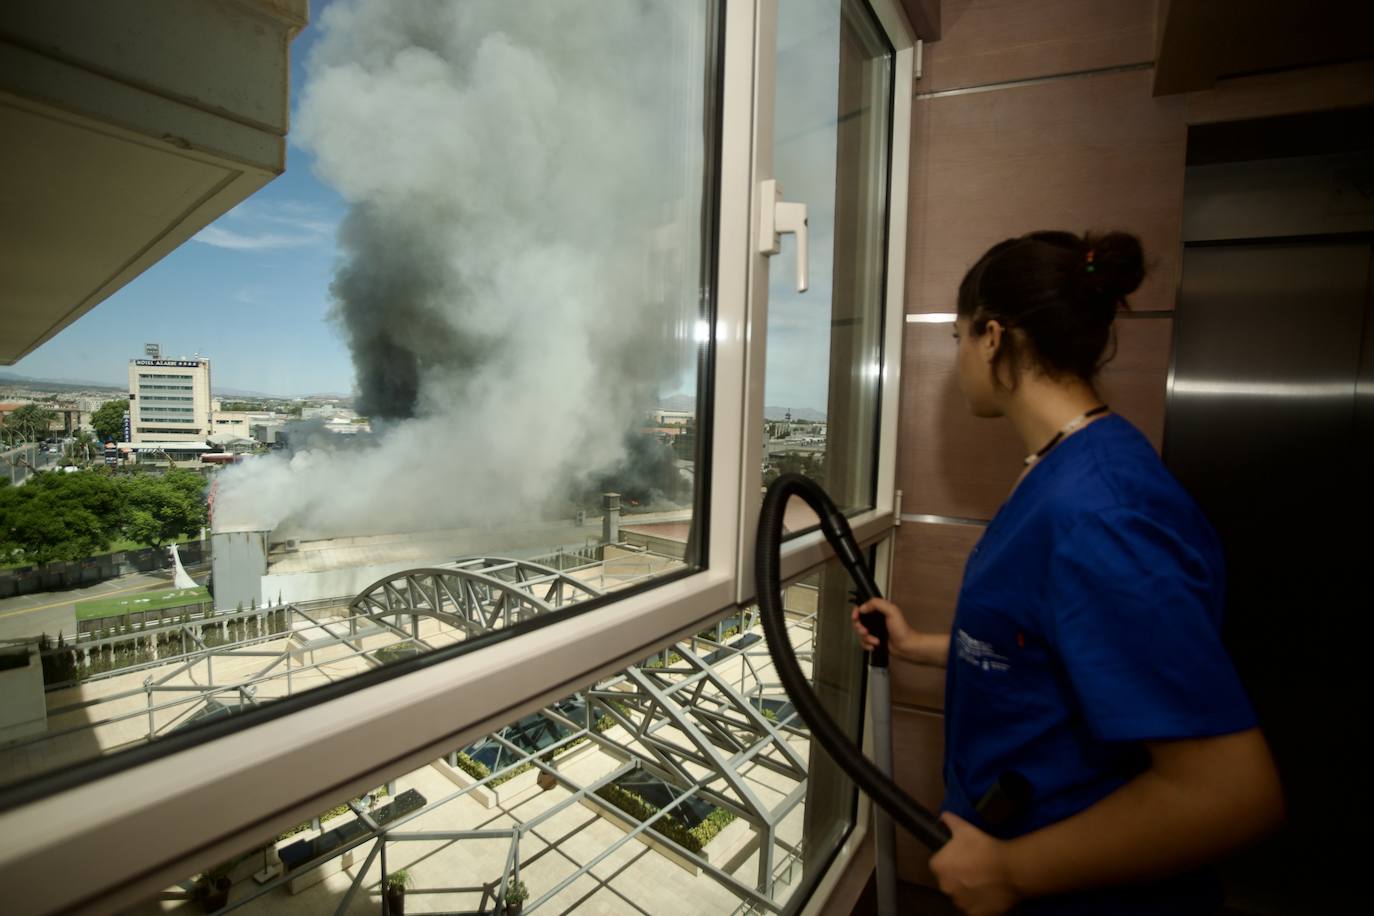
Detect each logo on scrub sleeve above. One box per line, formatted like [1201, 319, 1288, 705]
[956, 628, 1011, 673]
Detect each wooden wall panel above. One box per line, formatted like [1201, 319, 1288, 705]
[1097, 316, 1174, 451]
[877, 2, 1373, 906]
[896, 315, 1175, 519]
[907, 68, 1188, 316]
[920, 0, 1156, 93]
[887, 520, 983, 710]
[1183, 59, 1374, 125]
[891, 706, 946, 888]
[896, 322, 1022, 520]
[899, 0, 941, 40]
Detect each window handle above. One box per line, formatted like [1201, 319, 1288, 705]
[759, 179, 809, 292]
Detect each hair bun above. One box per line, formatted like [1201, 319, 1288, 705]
[1085, 231, 1145, 302]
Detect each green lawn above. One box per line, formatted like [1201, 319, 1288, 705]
[75, 586, 210, 622]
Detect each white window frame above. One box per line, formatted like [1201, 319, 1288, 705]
[737, 0, 914, 605]
[0, 3, 915, 913]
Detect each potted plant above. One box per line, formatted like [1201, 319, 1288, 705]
[504, 878, 529, 915]
[385, 868, 412, 916]
[196, 861, 233, 913]
[536, 752, 557, 791]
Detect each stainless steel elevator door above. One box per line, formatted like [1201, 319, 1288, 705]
[1166, 238, 1372, 913]
[1167, 242, 1369, 484]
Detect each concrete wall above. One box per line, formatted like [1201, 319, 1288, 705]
[0, 645, 47, 743]
[261, 559, 435, 607]
[887, 0, 1374, 889]
[210, 530, 268, 611]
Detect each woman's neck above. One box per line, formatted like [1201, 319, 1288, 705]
[1002, 376, 1105, 458]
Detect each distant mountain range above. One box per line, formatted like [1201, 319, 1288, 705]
[0, 370, 339, 401]
[0, 370, 123, 392]
[657, 393, 825, 422]
[766, 405, 826, 422]
[657, 393, 697, 412]
[214, 386, 290, 399]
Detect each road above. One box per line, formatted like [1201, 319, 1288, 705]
[0, 564, 210, 644]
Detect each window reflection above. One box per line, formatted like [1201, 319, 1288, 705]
[0, 0, 720, 791]
[137, 558, 867, 915]
[763, 0, 893, 513]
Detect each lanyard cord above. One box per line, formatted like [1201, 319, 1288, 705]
[1024, 404, 1109, 466]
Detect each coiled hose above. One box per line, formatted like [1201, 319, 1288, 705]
[755, 473, 952, 851]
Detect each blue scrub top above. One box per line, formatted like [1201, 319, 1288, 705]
[943, 413, 1256, 914]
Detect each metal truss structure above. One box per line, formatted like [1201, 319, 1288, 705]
[206, 619, 815, 916]
[582, 641, 810, 898]
[349, 557, 605, 637]
[18, 558, 823, 914]
[16, 559, 605, 769]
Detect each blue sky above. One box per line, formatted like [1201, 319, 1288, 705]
[12, 7, 355, 397]
[13, 0, 845, 413]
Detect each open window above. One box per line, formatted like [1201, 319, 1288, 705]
[0, 2, 915, 913]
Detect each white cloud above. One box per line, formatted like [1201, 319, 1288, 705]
[193, 226, 318, 251]
[194, 199, 339, 251]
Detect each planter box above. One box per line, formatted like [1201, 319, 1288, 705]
[579, 792, 759, 877]
[707, 817, 759, 873]
[278, 803, 384, 896]
[431, 757, 495, 808]
[580, 795, 703, 876]
[430, 739, 598, 809]
[285, 846, 355, 895]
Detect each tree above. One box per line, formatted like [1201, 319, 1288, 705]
[118, 469, 208, 550]
[90, 400, 129, 444]
[0, 471, 122, 565]
[62, 430, 100, 467]
[1, 404, 57, 446]
[763, 452, 827, 489]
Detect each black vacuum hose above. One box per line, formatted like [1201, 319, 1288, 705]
[755, 473, 952, 851]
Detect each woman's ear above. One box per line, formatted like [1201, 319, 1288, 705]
[981, 319, 1003, 364]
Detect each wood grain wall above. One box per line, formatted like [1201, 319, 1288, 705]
[882, 0, 1374, 890]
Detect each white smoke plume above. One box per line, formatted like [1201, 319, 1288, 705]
[212, 0, 708, 539]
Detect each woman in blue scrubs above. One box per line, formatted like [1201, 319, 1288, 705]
[853, 231, 1284, 915]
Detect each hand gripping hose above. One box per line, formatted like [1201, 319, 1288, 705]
[755, 473, 952, 852]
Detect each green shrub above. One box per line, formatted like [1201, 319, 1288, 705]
[596, 699, 632, 725]
[451, 751, 490, 781]
[694, 623, 742, 642]
[690, 806, 737, 848]
[450, 750, 535, 788]
[593, 782, 735, 855]
[373, 644, 413, 665]
[489, 761, 533, 787]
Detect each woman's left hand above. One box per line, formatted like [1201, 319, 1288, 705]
[929, 812, 1022, 916]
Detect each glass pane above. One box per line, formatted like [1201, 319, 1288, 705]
[764, 0, 893, 514]
[136, 555, 866, 914]
[0, 0, 720, 791]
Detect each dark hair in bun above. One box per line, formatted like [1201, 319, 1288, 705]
[956, 230, 1145, 387]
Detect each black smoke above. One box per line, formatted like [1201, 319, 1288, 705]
[331, 203, 490, 420]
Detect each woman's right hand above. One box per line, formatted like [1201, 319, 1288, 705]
[851, 597, 918, 659]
